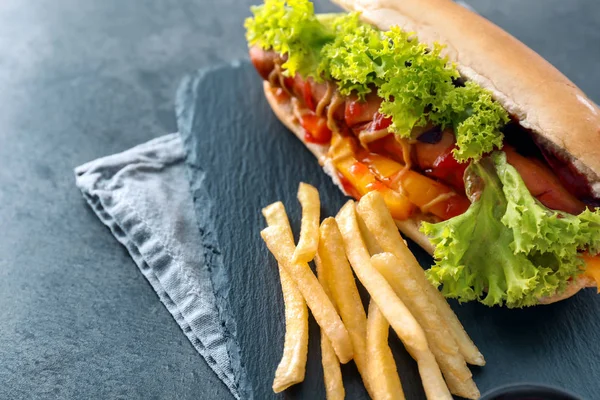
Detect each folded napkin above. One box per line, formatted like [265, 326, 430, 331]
[74, 133, 251, 400]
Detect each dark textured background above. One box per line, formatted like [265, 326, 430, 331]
[0, 0, 598, 398]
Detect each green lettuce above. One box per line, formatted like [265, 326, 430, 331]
[319, 13, 382, 98]
[245, 0, 509, 162]
[444, 82, 510, 162]
[244, 0, 335, 78]
[422, 152, 600, 308]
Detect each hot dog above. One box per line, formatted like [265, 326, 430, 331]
[245, 0, 600, 307]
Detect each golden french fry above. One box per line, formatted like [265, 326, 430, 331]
[335, 201, 425, 352]
[262, 202, 295, 242]
[315, 255, 345, 400]
[261, 224, 354, 364]
[413, 347, 454, 400]
[366, 300, 405, 400]
[261, 202, 309, 392]
[356, 191, 485, 367]
[371, 253, 480, 399]
[357, 211, 383, 255]
[334, 201, 450, 400]
[370, 251, 463, 366]
[318, 218, 370, 393]
[292, 183, 321, 263]
[320, 330, 346, 400]
[442, 370, 481, 400]
[272, 263, 309, 392]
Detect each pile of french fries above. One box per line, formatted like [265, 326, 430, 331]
[261, 183, 485, 399]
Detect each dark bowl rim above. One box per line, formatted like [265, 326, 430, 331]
[481, 383, 583, 400]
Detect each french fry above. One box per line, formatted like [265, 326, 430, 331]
[261, 202, 309, 392]
[356, 191, 485, 367]
[371, 253, 480, 400]
[442, 370, 481, 400]
[318, 218, 370, 393]
[413, 347, 453, 400]
[272, 263, 309, 392]
[262, 202, 295, 241]
[315, 255, 345, 400]
[335, 201, 451, 400]
[357, 212, 383, 255]
[370, 251, 462, 364]
[261, 224, 354, 364]
[334, 201, 425, 351]
[366, 300, 405, 400]
[292, 183, 321, 263]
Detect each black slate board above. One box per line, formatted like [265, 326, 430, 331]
[176, 61, 600, 400]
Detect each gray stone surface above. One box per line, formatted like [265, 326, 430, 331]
[0, 0, 597, 399]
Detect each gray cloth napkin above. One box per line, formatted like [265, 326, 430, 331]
[74, 133, 248, 400]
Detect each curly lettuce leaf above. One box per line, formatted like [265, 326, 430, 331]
[377, 27, 460, 137]
[444, 82, 510, 162]
[319, 22, 460, 136]
[319, 14, 382, 98]
[422, 152, 600, 308]
[245, 0, 509, 161]
[244, 0, 335, 78]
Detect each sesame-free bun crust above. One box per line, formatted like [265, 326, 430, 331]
[333, 0, 600, 196]
[263, 82, 594, 304]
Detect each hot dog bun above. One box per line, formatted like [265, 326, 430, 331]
[332, 0, 600, 197]
[264, 82, 594, 304]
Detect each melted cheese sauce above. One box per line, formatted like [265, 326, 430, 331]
[358, 128, 389, 148]
[268, 62, 292, 97]
[420, 192, 457, 214]
[326, 92, 344, 133]
[316, 82, 334, 117]
[291, 97, 310, 123]
[388, 138, 413, 195]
